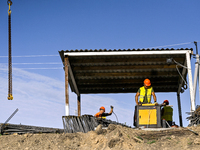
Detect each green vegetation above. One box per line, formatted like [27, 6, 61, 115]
[166, 137, 171, 140]
[147, 140, 156, 144]
[136, 136, 143, 140]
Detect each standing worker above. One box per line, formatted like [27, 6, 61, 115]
[161, 100, 173, 127]
[135, 79, 157, 105]
[94, 106, 114, 119]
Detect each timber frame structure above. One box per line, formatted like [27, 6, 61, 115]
[59, 48, 195, 127]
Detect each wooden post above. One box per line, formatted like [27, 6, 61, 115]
[78, 95, 81, 116]
[177, 93, 183, 127]
[64, 57, 69, 116]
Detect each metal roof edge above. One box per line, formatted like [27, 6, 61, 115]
[63, 50, 193, 57]
[62, 48, 193, 53]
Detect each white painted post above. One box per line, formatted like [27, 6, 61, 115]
[186, 51, 195, 111]
[199, 60, 200, 104]
[193, 54, 199, 102]
[65, 104, 69, 116]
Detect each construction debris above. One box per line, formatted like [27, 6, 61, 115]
[0, 123, 64, 135]
[62, 115, 132, 133]
[186, 105, 200, 126]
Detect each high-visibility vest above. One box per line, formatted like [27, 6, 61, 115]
[94, 112, 106, 119]
[139, 86, 152, 103]
[161, 106, 173, 121]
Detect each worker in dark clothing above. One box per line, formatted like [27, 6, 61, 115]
[135, 79, 157, 105]
[94, 106, 113, 119]
[161, 100, 173, 127]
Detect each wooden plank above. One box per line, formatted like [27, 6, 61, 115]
[79, 87, 178, 94]
[74, 70, 179, 77]
[72, 64, 182, 71]
[75, 73, 180, 80]
[78, 82, 178, 89]
[74, 68, 177, 73]
[77, 77, 179, 84]
[70, 56, 185, 64]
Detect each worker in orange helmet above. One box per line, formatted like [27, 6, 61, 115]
[161, 100, 173, 127]
[94, 106, 114, 118]
[135, 79, 157, 105]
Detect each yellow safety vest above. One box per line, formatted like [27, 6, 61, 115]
[161, 106, 173, 121]
[139, 86, 152, 103]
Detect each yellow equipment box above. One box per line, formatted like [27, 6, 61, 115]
[134, 104, 162, 128]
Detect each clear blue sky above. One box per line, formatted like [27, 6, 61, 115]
[0, 0, 200, 128]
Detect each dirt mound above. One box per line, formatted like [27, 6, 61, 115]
[1, 124, 200, 150]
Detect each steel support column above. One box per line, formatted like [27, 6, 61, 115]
[193, 54, 199, 102]
[186, 51, 195, 112]
[64, 57, 69, 116]
[199, 61, 200, 103]
[177, 93, 183, 127]
[77, 95, 81, 116]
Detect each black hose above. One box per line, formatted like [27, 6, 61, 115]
[112, 111, 119, 123]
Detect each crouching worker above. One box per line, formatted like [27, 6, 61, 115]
[161, 100, 173, 127]
[94, 106, 113, 119]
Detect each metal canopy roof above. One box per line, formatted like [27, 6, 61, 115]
[59, 48, 193, 94]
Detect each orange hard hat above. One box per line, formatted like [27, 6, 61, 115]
[163, 100, 169, 105]
[100, 106, 105, 112]
[144, 79, 151, 86]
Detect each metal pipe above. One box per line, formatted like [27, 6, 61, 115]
[177, 93, 183, 127]
[194, 41, 198, 54]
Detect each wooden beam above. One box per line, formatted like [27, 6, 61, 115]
[76, 74, 179, 80]
[70, 55, 185, 64]
[74, 70, 178, 77]
[77, 77, 179, 84]
[66, 58, 79, 95]
[64, 57, 69, 116]
[75, 68, 177, 73]
[77, 94, 81, 116]
[73, 64, 181, 71]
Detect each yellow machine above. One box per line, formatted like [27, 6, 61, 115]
[135, 103, 162, 128]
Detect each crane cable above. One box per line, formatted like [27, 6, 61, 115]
[7, 0, 13, 100]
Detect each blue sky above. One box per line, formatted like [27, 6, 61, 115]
[0, 0, 200, 128]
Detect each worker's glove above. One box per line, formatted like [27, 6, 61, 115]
[138, 102, 142, 106]
[110, 105, 114, 109]
[154, 102, 158, 105]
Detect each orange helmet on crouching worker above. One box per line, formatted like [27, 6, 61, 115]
[100, 106, 105, 112]
[144, 79, 151, 86]
[163, 100, 169, 105]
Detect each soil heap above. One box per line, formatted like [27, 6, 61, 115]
[0, 124, 200, 150]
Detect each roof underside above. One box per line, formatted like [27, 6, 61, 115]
[59, 48, 193, 94]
